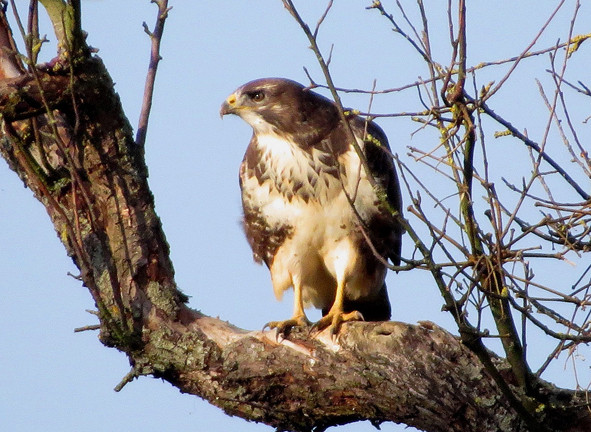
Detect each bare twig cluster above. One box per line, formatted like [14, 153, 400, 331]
[284, 0, 591, 426]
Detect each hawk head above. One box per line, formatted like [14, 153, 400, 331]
[220, 78, 339, 145]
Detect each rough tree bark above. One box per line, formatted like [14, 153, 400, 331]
[0, 6, 589, 432]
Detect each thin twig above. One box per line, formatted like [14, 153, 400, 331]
[74, 324, 100, 333]
[481, 0, 566, 103]
[477, 99, 590, 201]
[313, 0, 333, 39]
[135, 0, 171, 147]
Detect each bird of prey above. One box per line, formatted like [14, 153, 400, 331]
[220, 78, 402, 336]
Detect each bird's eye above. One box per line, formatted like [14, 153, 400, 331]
[249, 91, 265, 102]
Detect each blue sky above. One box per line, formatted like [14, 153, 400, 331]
[1, 1, 590, 431]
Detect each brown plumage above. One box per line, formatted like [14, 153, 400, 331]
[220, 78, 402, 335]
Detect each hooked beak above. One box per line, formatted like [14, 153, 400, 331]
[220, 93, 238, 118]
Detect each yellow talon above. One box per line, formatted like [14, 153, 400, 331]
[311, 310, 364, 337]
[264, 315, 311, 338]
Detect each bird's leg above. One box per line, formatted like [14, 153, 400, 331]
[312, 278, 364, 337]
[264, 279, 310, 337]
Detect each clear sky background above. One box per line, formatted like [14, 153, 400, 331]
[1, 1, 590, 431]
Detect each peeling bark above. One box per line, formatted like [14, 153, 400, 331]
[0, 9, 590, 432]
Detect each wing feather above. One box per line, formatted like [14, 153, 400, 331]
[348, 116, 403, 266]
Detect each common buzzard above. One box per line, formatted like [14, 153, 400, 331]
[220, 78, 402, 336]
